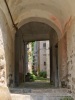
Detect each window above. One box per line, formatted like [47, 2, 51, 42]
[43, 43, 46, 48]
[44, 61, 46, 66]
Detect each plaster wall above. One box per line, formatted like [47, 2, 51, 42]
[0, 9, 15, 86]
[0, 0, 75, 99]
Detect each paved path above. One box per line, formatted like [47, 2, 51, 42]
[19, 80, 53, 89]
[10, 81, 73, 100]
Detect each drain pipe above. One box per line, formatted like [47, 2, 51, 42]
[4, 0, 18, 31]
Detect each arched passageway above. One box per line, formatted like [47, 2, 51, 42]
[0, 0, 75, 99]
[14, 21, 60, 88]
[0, 0, 68, 89]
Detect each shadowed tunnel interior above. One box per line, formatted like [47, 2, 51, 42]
[15, 22, 59, 88]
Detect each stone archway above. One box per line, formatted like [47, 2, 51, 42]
[17, 10, 63, 40]
[0, 2, 68, 89]
[13, 7, 68, 87]
[1, 0, 75, 99]
[14, 20, 60, 88]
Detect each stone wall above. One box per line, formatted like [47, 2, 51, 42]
[66, 17, 75, 99]
[58, 34, 67, 87]
[0, 1, 75, 99]
[0, 8, 15, 86]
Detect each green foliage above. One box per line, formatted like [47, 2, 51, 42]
[36, 76, 47, 80]
[29, 73, 37, 81]
[60, 97, 74, 100]
[31, 42, 35, 51]
[25, 71, 47, 82]
[39, 71, 47, 78]
[25, 72, 37, 82]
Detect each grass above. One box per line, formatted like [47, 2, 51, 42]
[35, 76, 47, 81]
[60, 96, 74, 100]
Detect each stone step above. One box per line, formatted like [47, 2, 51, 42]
[10, 88, 72, 100]
[11, 93, 72, 100]
[10, 88, 71, 94]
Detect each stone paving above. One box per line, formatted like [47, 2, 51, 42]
[20, 80, 52, 89]
[11, 93, 72, 100]
[10, 81, 72, 100]
[10, 81, 53, 93]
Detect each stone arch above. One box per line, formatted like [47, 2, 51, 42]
[14, 9, 68, 87]
[17, 9, 63, 40]
[15, 21, 59, 86]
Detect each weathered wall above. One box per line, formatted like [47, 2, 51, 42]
[58, 34, 67, 86]
[50, 31, 59, 87]
[66, 17, 75, 99]
[0, 8, 15, 86]
[6, 0, 71, 28]
[46, 41, 50, 79]
[0, 0, 75, 99]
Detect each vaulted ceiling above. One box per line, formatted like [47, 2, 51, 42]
[0, 0, 74, 39]
[6, 0, 72, 29]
